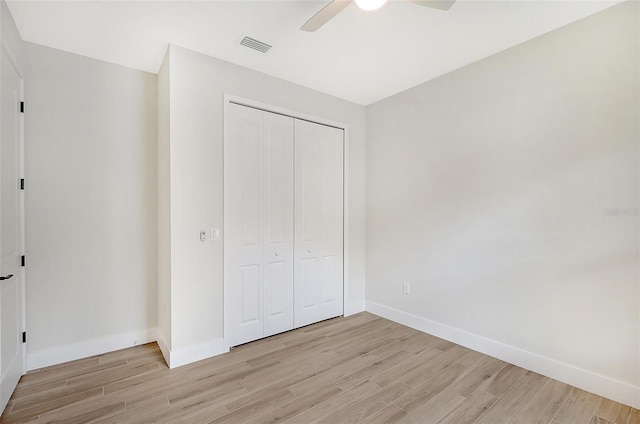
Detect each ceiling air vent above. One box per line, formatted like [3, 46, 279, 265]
[240, 36, 272, 53]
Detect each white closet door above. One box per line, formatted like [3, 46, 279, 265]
[225, 103, 294, 347]
[294, 119, 344, 328]
[225, 103, 264, 347]
[262, 112, 294, 337]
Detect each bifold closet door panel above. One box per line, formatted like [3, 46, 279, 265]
[225, 103, 265, 348]
[262, 112, 294, 338]
[225, 103, 295, 347]
[294, 119, 344, 328]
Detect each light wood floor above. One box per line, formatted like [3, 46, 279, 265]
[1, 313, 637, 424]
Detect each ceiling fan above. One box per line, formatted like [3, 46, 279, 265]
[301, 0, 456, 32]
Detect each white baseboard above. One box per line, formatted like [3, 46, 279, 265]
[366, 301, 640, 409]
[168, 338, 228, 369]
[27, 328, 157, 370]
[28, 329, 227, 371]
[155, 331, 171, 367]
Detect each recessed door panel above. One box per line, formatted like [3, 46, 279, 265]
[322, 254, 339, 304]
[264, 261, 286, 318]
[302, 138, 322, 243]
[240, 265, 261, 325]
[302, 257, 321, 309]
[240, 124, 261, 247]
[324, 136, 342, 242]
[265, 116, 291, 245]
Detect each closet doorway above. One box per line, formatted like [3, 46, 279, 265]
[224, 96, 346, 349]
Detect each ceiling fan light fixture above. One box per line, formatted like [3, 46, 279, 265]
[354, 0, 388, 11]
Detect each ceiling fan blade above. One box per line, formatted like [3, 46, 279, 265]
[300, 0, 352, 32]
[410, 0, 456, 11]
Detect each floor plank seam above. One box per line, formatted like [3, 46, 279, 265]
[549, 386, 574, 423]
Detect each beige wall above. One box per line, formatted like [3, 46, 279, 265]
[24, 42, 158, 367]
[365, 1, 639, 407]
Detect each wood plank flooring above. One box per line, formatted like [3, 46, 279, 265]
[1, 312, 636, 424]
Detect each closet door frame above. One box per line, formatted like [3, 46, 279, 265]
[223, 94, 350, 351]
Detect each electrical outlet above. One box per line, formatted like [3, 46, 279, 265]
[403, 282, 411, 295]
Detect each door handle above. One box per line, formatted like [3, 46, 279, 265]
[0, 274, 14, 281]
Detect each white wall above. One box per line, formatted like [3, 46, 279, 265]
[157, 48, 172, 357]
[366, 1, 639, 408]
[1, 0, 22, 71]
[162, 45, 366, 364]
[24, 43, 158, 368]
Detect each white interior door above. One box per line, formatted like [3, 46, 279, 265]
[224, 103, 294, 347]
[0, 47, 25, 414]
[294, 119, 344, 328]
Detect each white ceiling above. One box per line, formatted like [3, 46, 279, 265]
[6, 0, 621, 105]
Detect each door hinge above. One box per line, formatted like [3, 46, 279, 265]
[20, 178, 24, 190]
[21, 255, 25, 267]
[20, 102, 24, 113]
[22, 332, 26, 343]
